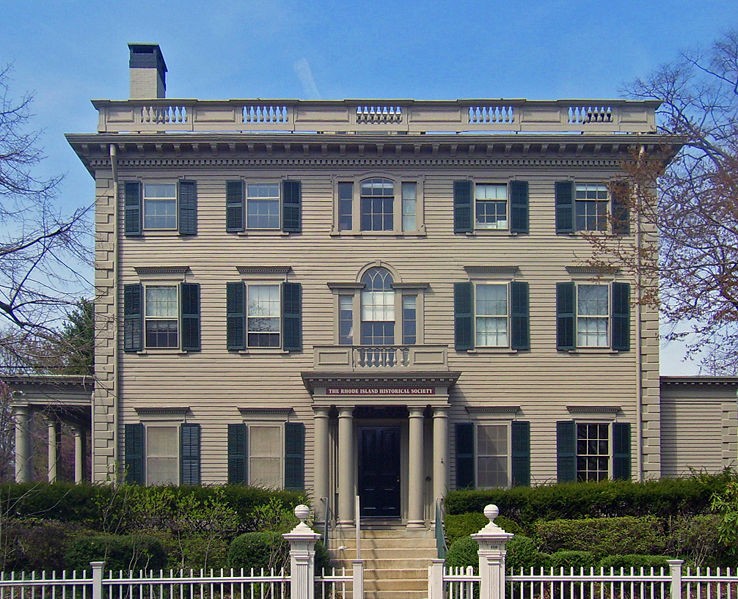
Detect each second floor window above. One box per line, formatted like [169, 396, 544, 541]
[336, 178, 423, 234]
[145, 285, 179, 348]
[247, 184, 280, 229]
[575, 184, 608, 231]
[361, 178, 394, 231]
[361, 267, 395, 344]
[247, 284, 281, 348]
[144, 183, 177, 230]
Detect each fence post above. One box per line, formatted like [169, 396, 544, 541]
[668, 559, 684, 599]
[283, 505, 320, 599]
[90, 561, 104, 599]
[429, 559, 445, 599]
[472, 505, 514, 599]
[352, 560, 364, 598]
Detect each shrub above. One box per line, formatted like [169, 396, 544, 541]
[314, 540, 331, 573]
[599, 554, 671, 570]
[65, 533, 166, 572]
[506, 535, 550, 571]
[445, 536, 478, 571]
[666, 514, 734, 567]
[1, 518, 82, 571]
[445, 512, 487, 546]
[228, 531, 289, 572]
[549, 550, 597, 570]
[535, 516, 666, 558]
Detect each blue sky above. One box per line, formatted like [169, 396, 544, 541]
[2, 0, 737, 374]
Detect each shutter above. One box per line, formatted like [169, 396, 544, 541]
[123, 284, 143, 352]
[282, 180, 302, 233]
[180, 283, 201, 352]
[511, 421, 531, 487]
[124, 423, 144, 484]
[455, 423, 474, 488]
[228, 424, 248, 484]
[556, 420, 577, 482]
[282, 282, 302, 352]
[611, 181, 631, 235]
[226, 181, 245, 232]
[556, 282, 576, 351]
[180, 423, 201, 485]
[612, 422, 632, 480]
[226, 282, 246, 351]
[510, 281, 530, 351]
[555, 181, 574, 234]
[124, 181, 142, 236]
[510, 180, 529, 234]
[454, 282, 474, 351]
[611, 282, 630, 351]
[178, 180, 197, 235]
[284, 422, 305, 490]
[453, 180, 473, 233]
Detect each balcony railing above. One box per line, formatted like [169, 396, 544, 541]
[313, 345, 448, 371]
[92, 98, 659, 135]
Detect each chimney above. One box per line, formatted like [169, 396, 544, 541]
[128, 43, 167, 99]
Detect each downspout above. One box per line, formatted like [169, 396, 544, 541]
[109, 143, 119, 482]
[634, 144, 645, 480]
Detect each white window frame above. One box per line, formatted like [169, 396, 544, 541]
[574, 183, 609, 232]
[144, 424, 179, 485]
[575, 421, 610, 482]
[246, 283, 282, 349]
[576, 284, 610, 349]
[246, 181, 281, 231]
[474, 282, 510, 348]
[247, 422, 284, 489]
[475, 422, 511, 489]
[474, 183, 509, 231]
[143, 284, 179, 350]
[143, 182, 178, 231]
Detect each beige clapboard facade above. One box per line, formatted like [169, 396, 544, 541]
[63, 43, 690, 526]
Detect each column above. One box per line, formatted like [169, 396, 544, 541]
[407, 406, 425, 528]
[47, 416, 60, 483]
[14, 405, 32, 483]
[337, 406, 355, 526]
[312, 407, 330, 520]
[432, 406, 449, 512]
[71, 424, 85, 483]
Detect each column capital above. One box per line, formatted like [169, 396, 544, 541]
[313, 406, 331, 418]
[338, 406, 354, 418]
[408, 406, 425, 418]
[432, 405, 449, 417]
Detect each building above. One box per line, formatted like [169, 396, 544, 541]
[12, 44, 734, 526]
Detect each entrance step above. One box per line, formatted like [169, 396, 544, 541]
[327, 525, 438, 599]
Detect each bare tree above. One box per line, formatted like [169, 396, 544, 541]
[0, 66, 92, 373]
[588, 30, 738, 374]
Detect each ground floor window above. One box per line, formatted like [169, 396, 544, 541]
[576, 423, 609, 482]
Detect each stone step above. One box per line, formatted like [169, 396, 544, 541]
[364, 577, 428, 592]
[333, 546, 436, 559]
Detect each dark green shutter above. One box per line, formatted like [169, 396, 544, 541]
[556, 282, 576, 351]
[282, 180, 302, 233]
[228, 424, 248, 484]
[180, 283, 201, 352]
[178, 180, 197, 235]
[510, 281, 530, 351]
[611, 184, 631, 235]
[454, 282, 474, 351]
[284, 422, 305, 490]
[124, 181, 142, 236]
[556, 420, 576, 482]
[510, 181, 529, 234]
[511, 421, 531, 487]
[123, 284, 143, 352]
[612, 422, 632, 480]
[611, 282, 630, 351]
[282, 282, 302, 352]
[124, 423, 144, 484]
[555, 181, 574, 234]
[455, 423, 474, 488]
[453, 181, 473, 233]
[226, 181, 244, 232]
[180, 423, 201, 485]
[226, 282, 246, 351]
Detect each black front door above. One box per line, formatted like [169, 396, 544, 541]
[358, 426, 401, 518]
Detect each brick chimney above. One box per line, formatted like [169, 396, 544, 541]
[128, 43, 167, 99]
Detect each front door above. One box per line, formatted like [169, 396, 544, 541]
[358, 426, 401, 518]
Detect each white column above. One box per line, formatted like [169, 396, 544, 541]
[472, 505, 514, 599]
[337, 406, 355, 526]
[432, 406, 449, 515]
[47, 417, 60, 483]
[313, 407, 330, 520]
[14, 405, 32, 483]
[407, 406, 425, 528]
[72, 425, 85, 483]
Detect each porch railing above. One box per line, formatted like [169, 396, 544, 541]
[312, 344, 448, 371]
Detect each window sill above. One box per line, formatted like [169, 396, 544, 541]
[235, 349, 290, 355]
[135, 349, 190, 356]
[464, 230, 521, 237]
[128, 230, 182, 237]
[466, 348, 519, 355]
[235, 230, 291, 237]
[566, 348, 622, 355]
[330, 230, 427, 238]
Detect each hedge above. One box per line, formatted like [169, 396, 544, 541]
[65, 533, 167, 572]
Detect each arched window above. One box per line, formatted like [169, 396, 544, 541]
[361, 267, 395, 345]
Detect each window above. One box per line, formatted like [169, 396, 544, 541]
[334, 177, 424, 234]
[555, 180, 630, 235]
[124, 282, 201, 352]
[556, 420, 631, 482]
[361, 267, 395, 345]
[339, 295, 354, 345]
[226, 180, 301, 234]
[226, 280, 302, 352]
[124, 180, 197, 236]
[124, 421, 200, 485]
[454, 180, 528, 234]
[455, 421, 530, 489]
[227, 421, 305, 490]
[402, 295, 417, 345]
[454, 280, 529, 351]
[556, 282, 630, 351]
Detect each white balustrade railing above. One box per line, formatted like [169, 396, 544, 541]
[355, 346, 410, 368]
